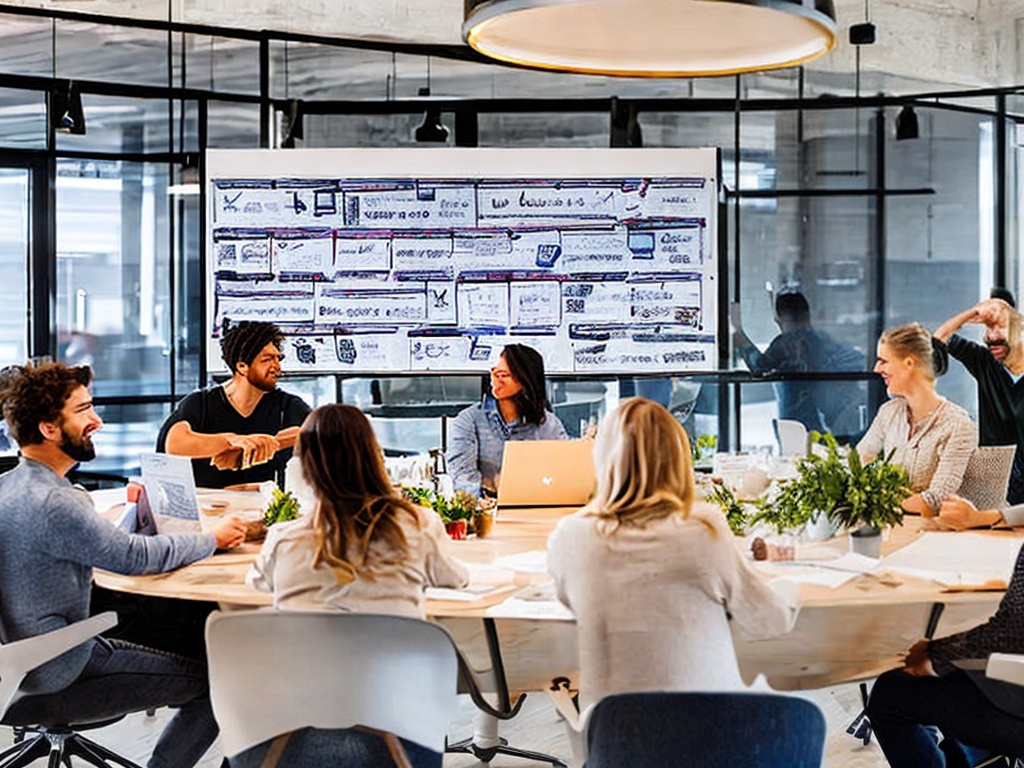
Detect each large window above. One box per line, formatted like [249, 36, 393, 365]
[0, 9, 1017, 473]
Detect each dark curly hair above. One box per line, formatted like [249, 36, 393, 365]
[220, 321, 284, 375]
[0, 362, 93, 446]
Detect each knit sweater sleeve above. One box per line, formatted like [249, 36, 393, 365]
[929, 544, 1024, 674]
[42, 486, 216, 575]
[920, 410, 978, 511]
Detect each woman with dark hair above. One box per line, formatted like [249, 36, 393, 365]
[447, 343, 568, 497]
[247, 404, 468, 616]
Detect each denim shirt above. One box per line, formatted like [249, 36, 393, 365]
[447, 395, 568, 496]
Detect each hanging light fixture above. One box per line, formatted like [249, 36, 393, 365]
[895, 104, 919, 141]
[463, 0, 837, 77]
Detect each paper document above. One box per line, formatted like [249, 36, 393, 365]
[140, 453, 200, 520]
[755, 551, 880, 589]
[486, 597, 574, 621]
[879, 532, 1020, 588]
[425, 585, 509, 602]
[492, 550, 549, 574]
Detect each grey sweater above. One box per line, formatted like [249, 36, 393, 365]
[0, 458, 216, 693]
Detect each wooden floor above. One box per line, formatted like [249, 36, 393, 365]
[0, 681, 889, 767]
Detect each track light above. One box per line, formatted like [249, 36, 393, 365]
[52, 80, 85, 135]
[414, 88, 449, 144]
[896, 105, 920, 141]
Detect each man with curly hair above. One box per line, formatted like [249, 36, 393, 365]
[157, 320, 311, 488]
[0, 361, 247, 768]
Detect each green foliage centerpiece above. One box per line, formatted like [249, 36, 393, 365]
[756, 432, 911, 549]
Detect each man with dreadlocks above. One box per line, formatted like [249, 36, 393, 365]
[157, 321, 311, 488]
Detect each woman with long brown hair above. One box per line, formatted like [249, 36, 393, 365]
[248, 404, 468, 616]
[546, 397, 799, 712]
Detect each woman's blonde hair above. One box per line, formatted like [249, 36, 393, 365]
[880, 322, 935, 381]
[584, 397, 696, 531]
[298, 404, 419, 584]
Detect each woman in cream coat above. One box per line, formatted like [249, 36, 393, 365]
[547, 398, 800, 712]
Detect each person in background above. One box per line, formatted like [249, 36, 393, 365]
[934, 296, 1024, 504]
[547, 398, 799, 712]
[0, 362, 247, 768]
[242, 404, 468, 767]
[447, 343, 568, 498]
[858, 323, 977, 516]
[158, 320, 311, 488]
[866, 542, 1024, 767]
[732, 291, 866, 442]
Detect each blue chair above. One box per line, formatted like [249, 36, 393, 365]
[583, 692, 826, 768]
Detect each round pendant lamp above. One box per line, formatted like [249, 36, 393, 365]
[463, 0, 837, 77]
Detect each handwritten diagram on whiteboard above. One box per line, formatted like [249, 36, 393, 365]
[206, 148, 718, 374]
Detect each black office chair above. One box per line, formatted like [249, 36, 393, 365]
[583, 691, 826, 768]
[0, 612, 146, 768]
[585, 692, 823, 768]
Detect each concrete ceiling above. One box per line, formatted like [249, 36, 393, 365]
[3, 0, 1024, 92]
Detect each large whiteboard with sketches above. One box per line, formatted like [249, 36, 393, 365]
[205, 148, 718, 375]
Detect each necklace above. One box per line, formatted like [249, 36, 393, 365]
[910, 399, 943, 429]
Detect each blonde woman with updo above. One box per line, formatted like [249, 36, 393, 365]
[546, 398, 799, 712]
[858, 322, 978, 516]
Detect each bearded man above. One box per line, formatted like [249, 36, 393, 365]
[935, 297, 1024, 504]
[0, 361, 246, 768]
[157, 321, 311, 488]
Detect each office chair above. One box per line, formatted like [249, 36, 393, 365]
[206, 610, 464, 768]
[978, 654, 1024, 768]
[583, 691, 826, 768]
[773, 418, 808, 456]
[0, 611, 146, 768]
[958, 445, 1016, 511]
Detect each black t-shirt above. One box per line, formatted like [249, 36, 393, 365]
[156, 386, 311, 489]
[946, 334, 1024, 503]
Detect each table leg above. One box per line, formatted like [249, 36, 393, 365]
[446, 618, 567, 767]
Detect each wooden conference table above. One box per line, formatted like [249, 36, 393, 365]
[91, 488, 1019, 694]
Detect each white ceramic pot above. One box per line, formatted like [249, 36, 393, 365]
[848, 524, 882, 558]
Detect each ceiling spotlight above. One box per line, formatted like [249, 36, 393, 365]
[463, 0, 837, 77]
[896, 105, 920, 141]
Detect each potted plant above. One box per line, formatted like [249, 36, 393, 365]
[756, 432, 909, 557]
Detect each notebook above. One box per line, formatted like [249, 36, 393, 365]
[496, 439, 595, 508]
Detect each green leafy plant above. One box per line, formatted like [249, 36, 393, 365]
[754, 431, 910, 534]
[400, 485, 478, 524]
[705, 482, 749, 536]
[263, 488, 300, 526]
[693, 433, 717, 462]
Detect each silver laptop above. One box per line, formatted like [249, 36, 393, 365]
[496, 440, 596, 508]
[139, 452, 201, 520]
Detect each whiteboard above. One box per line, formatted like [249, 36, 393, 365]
[205, 148, 718, 375]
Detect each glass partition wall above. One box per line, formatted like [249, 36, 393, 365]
[0, 8, 1014, 476]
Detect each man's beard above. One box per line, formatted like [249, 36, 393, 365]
[246, 370, 277, 393]
[60, 427, 96, 463]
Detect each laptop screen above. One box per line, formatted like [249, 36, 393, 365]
[496, 440, 595, 508]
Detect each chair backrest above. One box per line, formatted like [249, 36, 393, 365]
[773, 418, 808, 456]
[0, 612, 117, 720]
[957, 445, 1016, 510]
[584, 692, 826, 768]
[205, 610, 460, 759]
